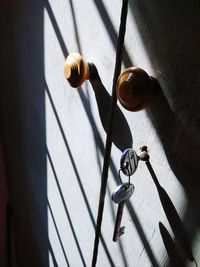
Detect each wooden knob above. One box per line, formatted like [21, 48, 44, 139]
[116, 67, 154, 111]
[64, 53, 91, 88]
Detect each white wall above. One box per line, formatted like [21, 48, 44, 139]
[45, 0, 200, 266]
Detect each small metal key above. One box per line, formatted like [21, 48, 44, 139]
[112, 182, 134, 242]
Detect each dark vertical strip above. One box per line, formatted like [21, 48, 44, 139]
[91, 1, 129, 266]
[6, 203, 11, 267]
[2, 0, 48, 265]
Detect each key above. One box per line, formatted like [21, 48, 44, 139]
[112, 182, 134, 242]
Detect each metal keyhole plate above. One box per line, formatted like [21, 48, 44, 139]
[120, 148, 138, 176]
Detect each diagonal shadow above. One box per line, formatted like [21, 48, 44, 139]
[145, 159, 194, 263]
[47, 199, 70, 267]
[107, 184, 130, 267]
[126, 202, 160, 267]
[68, 0, 106, 171]
[45, 1, 160, 266]
[77, 84, 159, 265]
[83, 83, 131, 267]
[89, 71, 133, 151]
[45, 82, 116, 267]
[49, 240, 59, 267]
[68, 0, 132, 152]
[68, 3, 134, 266]
[159, 222, 187, 267]
[67, 3, 135, 265]
[146, 80, 199, 260]
[92, 0, 133, 67]
[68, 0, 81, 52]
[46, 148, 87, 267]
[44, 0, 68, 57]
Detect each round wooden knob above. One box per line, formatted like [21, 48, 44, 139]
[64, 53, 90, 88]
[116, 67, 154, 111]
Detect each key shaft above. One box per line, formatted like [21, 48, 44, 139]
[112, 183, 134, 242]
[112, 202, 125, 242]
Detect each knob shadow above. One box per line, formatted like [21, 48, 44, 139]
[89, 68, 133, 152]
[159, 222, 186, 267]
[146, 160, 194, 262]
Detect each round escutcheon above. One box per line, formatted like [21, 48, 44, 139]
[120, 148, 138, 176]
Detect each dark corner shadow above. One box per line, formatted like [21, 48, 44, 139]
[129, 0, 200, 207]
[1, 1, 48, 266]
[146, 79, 200, 238]
[159, 222, 187, 267]
[129, 0, 200, 264]
[89, 70, 133, 152]
[145, 158, 194, 263]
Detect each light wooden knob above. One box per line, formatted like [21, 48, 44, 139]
[64, 53, 91, 88]
[116, 67, 154, 111]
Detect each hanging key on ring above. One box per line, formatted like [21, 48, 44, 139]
[112, 149, 138, 242]
[112, 182, 134, 242]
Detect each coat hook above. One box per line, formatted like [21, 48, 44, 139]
[116, 67, 155, 111]
[64, 53, 97, 88]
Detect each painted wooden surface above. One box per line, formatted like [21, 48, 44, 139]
[1, 0, 200, 266]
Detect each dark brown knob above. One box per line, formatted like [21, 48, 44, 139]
[116, 67, 154, 111]
[64, 53, 91, 88]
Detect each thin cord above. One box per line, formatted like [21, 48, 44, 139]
[91, 1, 129, 266]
